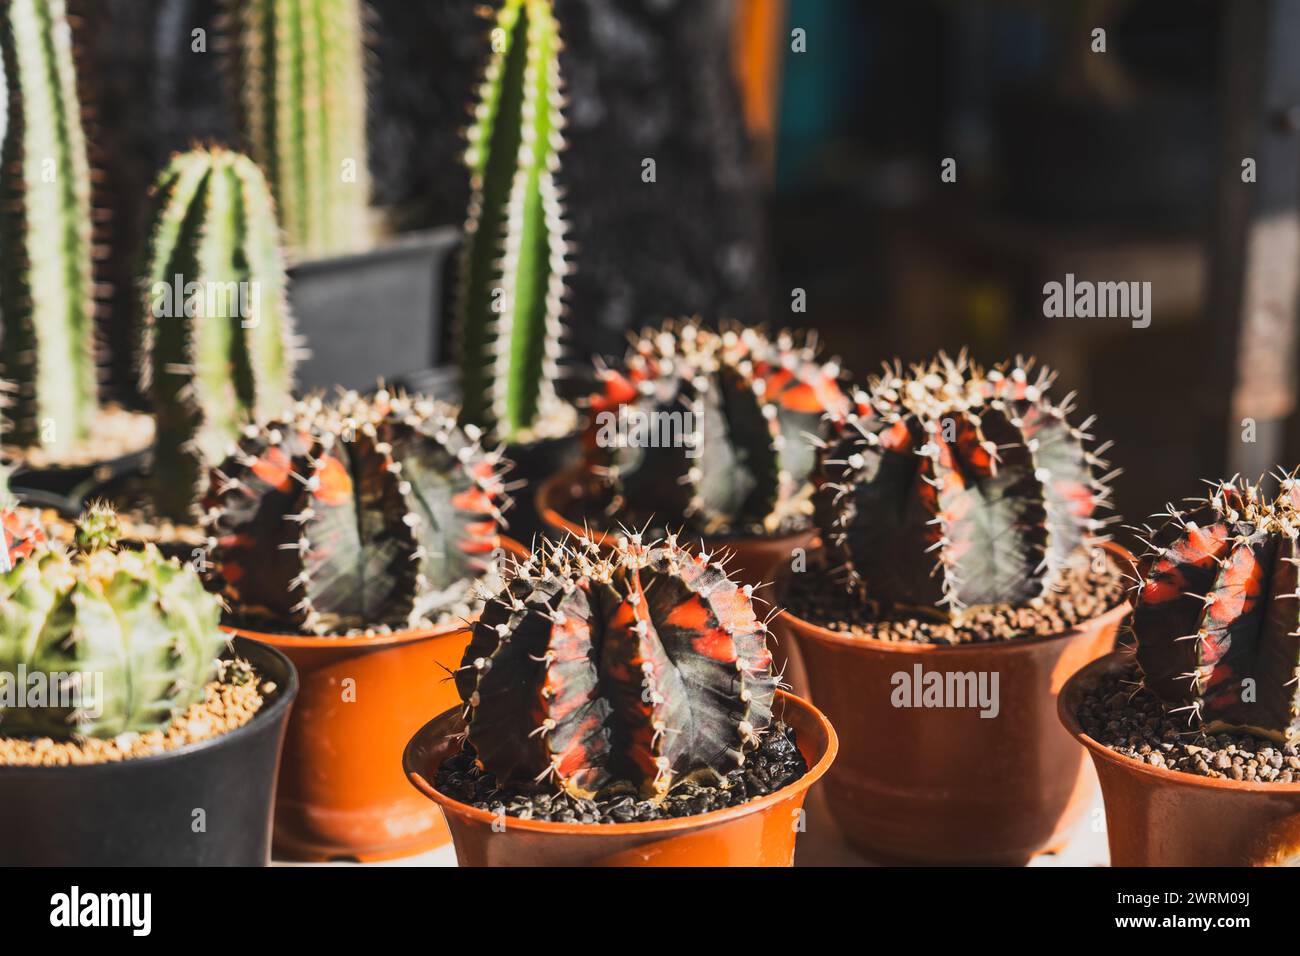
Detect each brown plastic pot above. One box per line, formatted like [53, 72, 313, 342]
[1060, 650, 1300, 866]
[403, 690, 837, 866]
[773, 544, 1131, 865]
[226, 539, 526, 863]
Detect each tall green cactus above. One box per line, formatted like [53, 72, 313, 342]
[0, 0, 97, 456]
[456, 0, 573, 444]
[139, 147, 298, 523]
[229, 0, 372, 259]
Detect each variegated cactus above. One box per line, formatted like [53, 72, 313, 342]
[456, 0, 574, 444]
[586, 321, 848, 537]
[814, 352, 1116, 614]
[1130, 474, 1300, 744]
[201, 388, 508, 635]
[227, 0, 372, 258]
[0, 0, 97, 456]
[138, 147, 298, 523]
[456, 533, 778, 798]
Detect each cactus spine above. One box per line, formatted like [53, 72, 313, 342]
[139, 147, 298, 523]
[1130, 475, 1300, 744]
[230, 0, 372, 258]
[814, 353, 1116, 615]
[457, 534, 778, 798]
[457, 0, 573, 444]
[0, 0, 97, 455]
[202, 388, 508, 635]
[0, 504, 226, 740]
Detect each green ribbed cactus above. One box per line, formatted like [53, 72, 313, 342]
[456, 0, 574, 444]
[0, 0, 97, 456]
[139, 147, 298, 523]
[228, 0, 372, 258]
[0, 504, 226, 740]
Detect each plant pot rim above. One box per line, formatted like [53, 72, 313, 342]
[287, 224, 459, 274]
[404, 689, 837, 836]
[1058, 649, 1300, 793]
[0, 636, 298, 777]
[535, 466, 816, 549]
[774, 540, 1134, 656]
[218, 536, 527, 648]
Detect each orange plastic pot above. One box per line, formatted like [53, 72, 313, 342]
[227, 539, 527, 863]
[773, 544, 1130, 865]
[404, 690, 837, 866]
[1060, 650, 1300, 866]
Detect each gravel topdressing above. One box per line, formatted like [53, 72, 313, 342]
[435, 721, 809, 823]
[781, 548, 1128, 645]
[0, 658, 272, 767]
[1077, 658, 1300, 783]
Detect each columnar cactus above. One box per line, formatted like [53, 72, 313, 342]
[586, 321, 848, 537]
[814, 352, 1115, 613]
[0, 0, 97, 455]
[456, 0, 574, 443]
[1130, 475, 1300, 744]
[139, 147, 298, 523]
[228, 0, 372, 258]
[202, 388, 508, 635]
[0, 504, 225, 740]
[456, 534, 778, 798]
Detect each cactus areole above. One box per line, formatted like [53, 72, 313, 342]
[586, 320, 849, 537]
[0, 504, 226, 740]
[202, 389, 508, 636]
[0, 0, 98, 455]
[1130, 476, 1300, 745]
[813, 352, 1116, 617]
[455, 534, 779, 799]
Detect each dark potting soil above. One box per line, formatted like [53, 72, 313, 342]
[436, 721, 808, 823]
[1077, 659, 1300, 783]
[781, 548, 1128, 646]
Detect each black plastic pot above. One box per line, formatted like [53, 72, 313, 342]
[504, 430, 581, 543]
[0, 637, 297, 866]
[289, 226, 460, 392]
[9, 448, 152, 504]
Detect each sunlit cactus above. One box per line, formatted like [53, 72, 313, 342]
[138, 146, 298, 523]
[456, 533, 778, 798]
[813, 352, 1117, 614]
[0, 0, 97, 456]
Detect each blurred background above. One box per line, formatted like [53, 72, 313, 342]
[73, 0, 1297, 534]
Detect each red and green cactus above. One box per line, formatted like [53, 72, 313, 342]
[455, 533, 778, 798]
[201, 388, 508, 635]
[813, 352, 1116, 614]
[1130, 475, 1300, 744]
[586, 321, 848, 537]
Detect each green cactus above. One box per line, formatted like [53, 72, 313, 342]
[456, 0, 574, 444]
[229, 0, 372, 258]
[0, 504, 226, 740]
[138, 146, 299, 524]
[0, 0, 97, 456]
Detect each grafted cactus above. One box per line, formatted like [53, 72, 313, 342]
[202, 388, 508, 635]
[1130, 475, 1300, 744]
[0, 0, 97, 456]
[456, 0, 574, 443]
[586, 321, 848, 537]
[814, 352, 1115, 613]
[0, 500, 45, 573]
[227, 0, 372, 258]
[139, 147, 298, 523]
[0, 504, 225, 739]
[456, 534, 778, 798]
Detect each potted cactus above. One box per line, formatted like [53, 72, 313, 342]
[772, 352, 1130, 864]
[0, 503, 297, 865]
[203, 387, 522, 861]
[538, 320, 848, 591]
[224, 0, 459, 391]
[0, 0, 152, 499]
[403, 533, 837, 866]
[1061, 475, 1300, 866]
